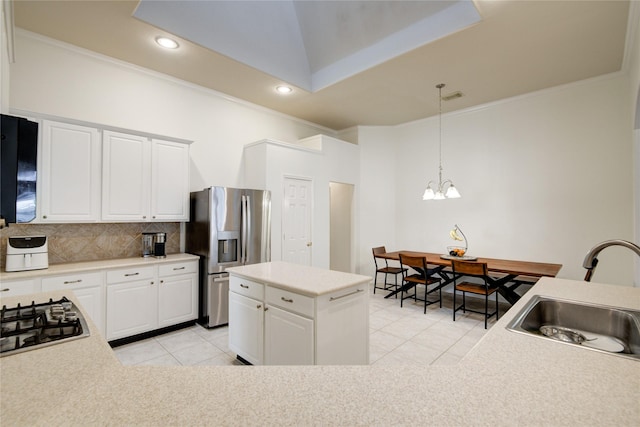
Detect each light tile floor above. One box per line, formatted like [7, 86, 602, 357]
[113, 285, 512, 367]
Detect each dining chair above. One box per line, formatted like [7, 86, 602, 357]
[372, 246, 406, 296]
[398, 253, 442, 314]
[452, 260, 499, 329]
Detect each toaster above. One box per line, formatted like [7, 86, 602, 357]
[5, 236, 49, 272]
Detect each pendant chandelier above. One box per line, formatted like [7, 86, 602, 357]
[422, 83, 461, 201]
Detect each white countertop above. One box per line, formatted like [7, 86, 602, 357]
[0, 253, 199, 281]
[226, 261, 372, 296]
[1, 277, 638, 426]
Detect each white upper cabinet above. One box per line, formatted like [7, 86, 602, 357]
[150, 139, 189, 221]
[102, 131, 151, 221]
[102, 132, 189, 222]
[39, 120, 101, 222]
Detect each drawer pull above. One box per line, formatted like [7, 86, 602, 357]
[240, 284, 249, 289]
[257, 304, 262, 309]
[173, 266, 186, 271]
[124, 272, 140, 277]
[63, 279, 82, 284]
[281, 297, 294, 303]
[329, 289, 364, 301]
[1, 288, 9, 292]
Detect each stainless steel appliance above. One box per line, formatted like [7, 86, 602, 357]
[5, 236, 49, 272]
[0, 296, 91, 357]
[186, 187, 271, 328]
[154, 232, 166, 258]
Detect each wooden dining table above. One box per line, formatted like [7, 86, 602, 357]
[378, 250, 563, 305]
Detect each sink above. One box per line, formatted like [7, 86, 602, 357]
[506, 295, 640, 361]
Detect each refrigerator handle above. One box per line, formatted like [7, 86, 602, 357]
[241, 195, 248, 264]
[245, 195, 252, 263]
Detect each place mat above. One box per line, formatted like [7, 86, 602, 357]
[440, 255, 478, 261]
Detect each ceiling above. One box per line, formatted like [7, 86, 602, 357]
[12, 1, 631, 131]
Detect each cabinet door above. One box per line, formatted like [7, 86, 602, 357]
[150, 139, 189, 221]
[106, 279, 157, 340]
[74, 285, 105, 337]
[102, 131, 150, 221]
[228, 291, 263, 365]
[158, 274, 197, 327]
[264, 305, 314, 365]
[39, 120, 101, 222]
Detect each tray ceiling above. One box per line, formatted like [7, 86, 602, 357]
[12, 1, 631, 130]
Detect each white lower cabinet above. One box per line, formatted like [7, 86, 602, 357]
[228, 291, 264, 365]
[264, 305, 314, 365]
[106, 260, 198, 341]
[0, 256, 199, 342]
[158, 262, 198, 327]
[41, 272, 105, 336]
[316, 286, 369, 365]
[107, 278, 158, 340]
[228, 273, 368, 365]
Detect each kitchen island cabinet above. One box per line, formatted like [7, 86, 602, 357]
[0, 277, 637, 426]
[227, 261, 370, 365]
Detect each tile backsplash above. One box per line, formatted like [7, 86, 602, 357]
[0, 223, 181, 267]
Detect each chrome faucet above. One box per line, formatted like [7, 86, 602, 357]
[582, 239, 640, 281]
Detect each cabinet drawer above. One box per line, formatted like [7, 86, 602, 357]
[266, 286, 314, 318]
[229, 275, 264, 300]
[107, 266, 155, 284]
[0, 279, 40, 298]
[158, 261, 197, 277]
[42, 272, 103, 291]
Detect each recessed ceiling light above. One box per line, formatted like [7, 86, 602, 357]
[155, 36, 179, 49]
[275, 85, 293, 94]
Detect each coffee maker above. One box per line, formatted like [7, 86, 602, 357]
[140, 232, 167, 258]
[154, 232, 166, 258]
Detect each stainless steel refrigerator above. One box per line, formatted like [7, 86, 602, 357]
[186, 187, 271, 328]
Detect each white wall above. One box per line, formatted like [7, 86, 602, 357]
[356, 126, 400, 274]
[358, 74, 635, 285]
[627, 1, 640, 285]
[8, 31, 332, 193]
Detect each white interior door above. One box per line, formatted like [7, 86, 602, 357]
[282, 177, 312, 266]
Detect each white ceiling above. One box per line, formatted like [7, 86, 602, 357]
[12, 1, 631, 131]
[133, 0, 480, 92]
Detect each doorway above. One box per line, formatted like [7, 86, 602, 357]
[282, 176, 313, 266]
[329, 182, 354, 273]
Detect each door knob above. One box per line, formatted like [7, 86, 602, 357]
[306, 242, 312, 247]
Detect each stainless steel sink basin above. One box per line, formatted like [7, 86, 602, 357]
[506, 295, 640, 361]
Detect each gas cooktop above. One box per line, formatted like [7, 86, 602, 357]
[0, 296, 91, 357]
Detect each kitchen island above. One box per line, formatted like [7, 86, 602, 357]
[226, 261, 371, 365]
[1, 277, 638, 426]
